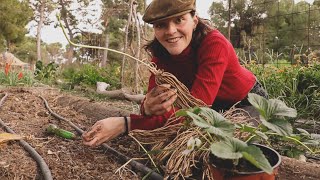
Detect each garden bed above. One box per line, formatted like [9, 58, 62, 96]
[0, 87, 143, 180]
[0, 87, 319, 179]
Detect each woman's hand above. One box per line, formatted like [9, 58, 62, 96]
[82, 117, 128, 147]
[143, 84, 177, 116]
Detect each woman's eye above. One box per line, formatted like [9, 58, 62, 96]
[176, 17, 183, 24]
[154, 23, 163, 29]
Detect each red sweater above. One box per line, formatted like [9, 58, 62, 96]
[130, 30, 256, 130]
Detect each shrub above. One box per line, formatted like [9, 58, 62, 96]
[61, 64, 121, 89]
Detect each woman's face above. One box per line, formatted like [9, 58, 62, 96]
[153, 13, 198, 55]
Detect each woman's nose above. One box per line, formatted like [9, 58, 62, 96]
[165, 22, 177, 35]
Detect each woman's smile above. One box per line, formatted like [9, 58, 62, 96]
[166, 37, 182, 43]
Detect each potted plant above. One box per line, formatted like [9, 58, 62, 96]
[176, 93, 318, 180]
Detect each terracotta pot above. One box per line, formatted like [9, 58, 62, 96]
[208, 144, 281, 180]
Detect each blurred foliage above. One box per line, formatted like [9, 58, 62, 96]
[0, 0, 32, 51]
[60, 63, 121, 89]
[34, 61, 59, 83]
[246, 63, 320, 120]
[210, 0, 320, 64]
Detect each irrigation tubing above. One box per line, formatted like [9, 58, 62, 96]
[0, 93, 53, 180]
[39, 96, 164, 180]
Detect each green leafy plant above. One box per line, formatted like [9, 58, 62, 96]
[34, 61, 58, 83]
[248, 64, 320, 120]
[176, 93, 320, 174]
[60, 64, 121, 89]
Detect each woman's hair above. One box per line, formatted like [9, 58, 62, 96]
[143, 11, 214, 58]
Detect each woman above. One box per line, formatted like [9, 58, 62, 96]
[82, 0, 267, 147]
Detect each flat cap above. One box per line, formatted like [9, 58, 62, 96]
[143, 0, 196, 24]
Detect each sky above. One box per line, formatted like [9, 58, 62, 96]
[29, 0, 214, 47]
[30, 0, 314, 47]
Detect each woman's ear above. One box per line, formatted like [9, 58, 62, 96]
[193, 16, 199, 29]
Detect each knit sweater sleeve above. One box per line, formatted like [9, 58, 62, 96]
[190, 32, 230, 105]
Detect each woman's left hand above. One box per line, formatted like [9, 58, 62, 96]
[82, 117, 127, 147]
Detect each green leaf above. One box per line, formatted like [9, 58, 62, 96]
[247, 93, 269, 118]
[238, 124, 268, 140]
[186, 112, 211, 128]
[284, 147, 304, 159]
[242, 145, 273, 174]
[198, 107, 226, 124]
[268, 99, 297, 118]
[255, 131, 269, 140]
[205, 125, 234, 137]
[248, 93, 297, 120]
[210, 138, 247, 159]
[311, 133, 320, 141]
[192, 107, 202, 115]
[296, 128, 310, 136]
[178, 108, 235, 137]
[175, 109, 189, 117]
[302, 139, 319, 147]
[199, 107, 235, 136]
[237, 124, 255, 133]
[260, 117, 292, 136]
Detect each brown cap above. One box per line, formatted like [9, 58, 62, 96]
[143, 0, 196, 24]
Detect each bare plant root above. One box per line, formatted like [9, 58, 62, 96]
[131, 99, 254, 179]
[154, 70, 207, 109]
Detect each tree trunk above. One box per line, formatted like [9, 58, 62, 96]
[227, 0, 231, 41]
[101, 31, 109, 67]
[96, 88, 145, 104]
[36, 0, 45, 61]
[121, 0, 134, 88]
[6, 40, 10, 52]
[60, 0, 74, 64]
[144, 0, 147, 35]
[133, 2, 140, 93]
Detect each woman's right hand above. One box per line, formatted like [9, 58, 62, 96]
[143, 84, 177, 116]
[82, 117, 127, 147]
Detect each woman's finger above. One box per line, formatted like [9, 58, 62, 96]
[83, 136, 99, 147]
[82, 129, 97, 141]
[82, 124, 102, 141]
[150, 84, 171, 97]
[152, 94, 178, 115]
[157, 89, 177, 102]
[159, 94, 178, 113]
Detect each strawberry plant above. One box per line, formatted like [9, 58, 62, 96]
[176, 93, 320, 176]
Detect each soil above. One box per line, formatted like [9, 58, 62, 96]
[0, 87, 319, 180]
[0, 87, 145, 180]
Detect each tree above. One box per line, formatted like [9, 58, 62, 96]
[209, 0, 277, 48]
[13, 36, 50, 69]
[0, 0, 32, 51]
[57, 0, 94, 63]
[29, 0, 55, 61]
[100, 0, 127, 67]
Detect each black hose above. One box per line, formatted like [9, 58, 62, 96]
[40, 95, 164, 180]
[0, 93, 53, 180]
